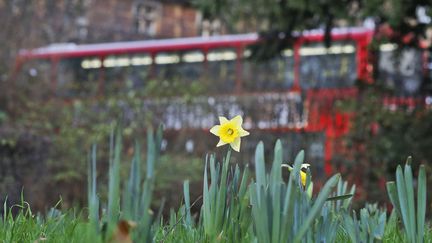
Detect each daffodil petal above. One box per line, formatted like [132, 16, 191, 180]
[301, 163, 311, 169]
[239, 128, 249, 137]
[210, 125, 220, 135]
[219, 116, 229, 124]
[217, 139, 227, 147]
[281, 164, 293, 171]
[230, 137, 241, 152]
[231, 115, 243, 126]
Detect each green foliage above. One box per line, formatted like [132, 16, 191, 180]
[386, 158, 427, 243]
[1, 83, 208, 210]
[1, 134, 431, 242]
[250, 142, 342, 243]
[342, 203, 387, 243]
[0, 110, 7, 124]
[329, 179, 356, 212]
[153, 154, 204, 210]
[339, 85, 432, 206]
[107, 127, 122, 225]
[194, 0, 431, 58]
[87, 144, 99, 233]
[201, 148, 251, 242]
[383, 210, 404, 242]
[0, 200, 101, 243]
[86, 125, 163, 242]
[143, 79, 207, 99]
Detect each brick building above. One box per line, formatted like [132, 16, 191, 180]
[77, 0, 212, 42]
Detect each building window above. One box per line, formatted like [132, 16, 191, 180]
[134, 1, 161, 37]
[76, 16, 88, 40]
[201, 18, 222, 36]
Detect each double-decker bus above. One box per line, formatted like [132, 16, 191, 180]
[13, 26, 427, 179]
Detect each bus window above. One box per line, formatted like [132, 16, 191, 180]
[242, 48, 294, 92]
[154, 52, 181, 80]
[103, 55, 128, 95]
[57, 57, 100, 97]
[206, 48, 237, 93]
[128, 54, 152, 91]
[299, 42, 357, 89]
[153, 51, 205, 96]
[102, 54, 151, 95]
[180, 51, 205, 81]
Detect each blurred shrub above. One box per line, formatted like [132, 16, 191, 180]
[0, 76, 208, 212]
[340, 84, 432, 209]
[0, 133, 51, 212]
[154, 154, 204, 212]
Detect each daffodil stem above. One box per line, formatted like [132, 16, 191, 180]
[226, 146, 232, 164]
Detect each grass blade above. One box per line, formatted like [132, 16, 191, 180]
[326, 194, 353, 202]
[107, 126, 122, 224]
[386, 182, 401, 216]
[183, 180, 192, 227]
[396, 165, 411, 242]
[255, 142, 266, 199]
[417, 165, 426, 242]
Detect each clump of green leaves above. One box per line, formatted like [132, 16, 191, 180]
[201, 149, 251, 242]
[250, 141, 341, 243]
[386, 157, 427, 243]
[342, 203, 387, 243]
[1, 132, 431, 243]
[87, 125, 163, 242]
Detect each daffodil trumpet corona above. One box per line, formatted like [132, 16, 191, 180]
[281, 163, 311, 187]
[210, 115, 250, 152]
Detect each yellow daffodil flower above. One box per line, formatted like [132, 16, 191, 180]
[210, 115, 250, 152]
[281, 163, 311, 187]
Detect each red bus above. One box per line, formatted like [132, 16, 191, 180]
[12, 26, 426, 178]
